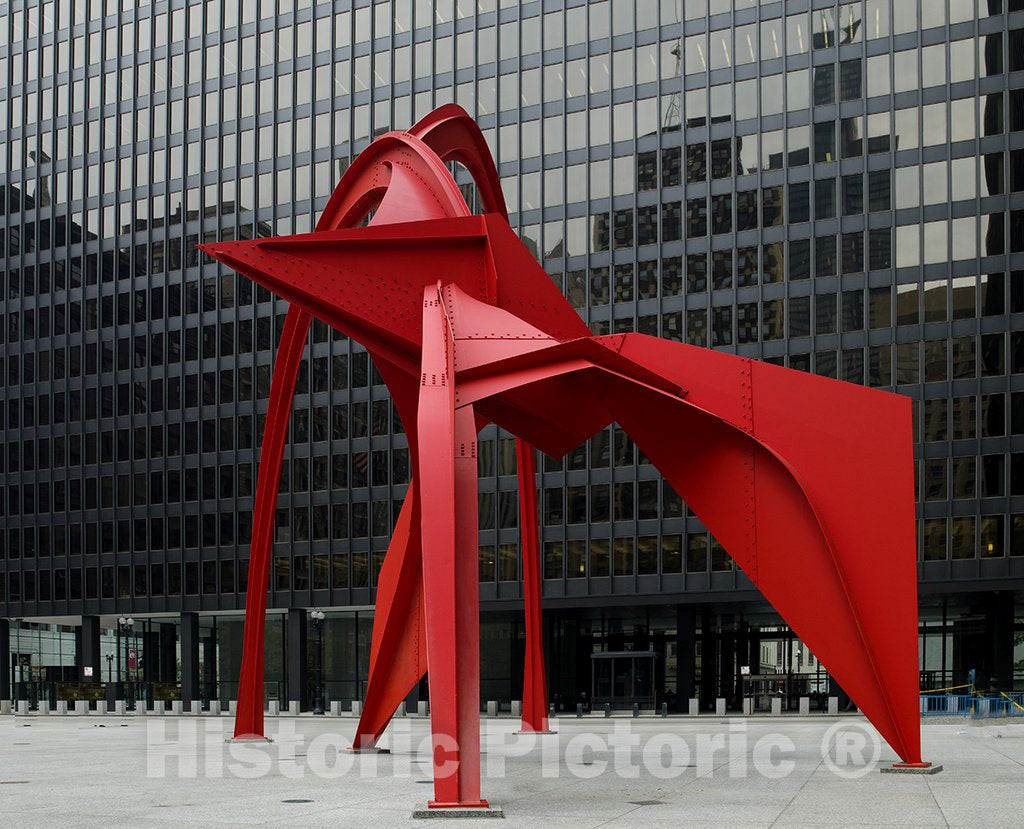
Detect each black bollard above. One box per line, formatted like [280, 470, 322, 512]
[632, 702, 640, 718]
[576, 703, 583, 718]
[604, 703, 611, 718]
[661, 702, 668, 717]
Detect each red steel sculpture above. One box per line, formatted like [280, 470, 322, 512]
[201, 105, 928, 809]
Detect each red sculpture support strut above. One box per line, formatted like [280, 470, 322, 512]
[417, 285, 487, 807]
[516, 439, 549, 733]
[233, 307, 310, 740]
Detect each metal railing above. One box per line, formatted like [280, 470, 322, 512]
[921, 691, 1024, 718]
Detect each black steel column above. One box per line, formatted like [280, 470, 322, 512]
[202, 634, 217, 705]
[287, 608, 308, 710]
[510, 617, 523, 709]
[79, 615, 101, 684]
[159, 623, 177, 682]
[142, 630, 160, 683]
[0, 618, 9, 701]
[748, 627, 762, 674]
[180, 612, 200, 708]
[114, 627, 123, 701]
[675, 606, 695, 711]
[699, 609, 716, 710]
[988, 592, 1015, 692]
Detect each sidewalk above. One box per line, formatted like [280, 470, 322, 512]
[2, 715, 1022, 827]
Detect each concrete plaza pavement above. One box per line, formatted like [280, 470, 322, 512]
[0, 713, 1021, 828]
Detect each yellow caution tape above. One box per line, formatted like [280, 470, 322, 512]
[920, 684, 973, 694]
[1000, 692, 1024, 713]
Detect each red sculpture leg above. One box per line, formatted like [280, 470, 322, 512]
[352, 478, 427, 748]
[417, 286, 486, 808]
[516, 438, 549, 733]
[234, 307, 311, 739]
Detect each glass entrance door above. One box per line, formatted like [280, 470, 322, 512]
[591, 651, 658, 710]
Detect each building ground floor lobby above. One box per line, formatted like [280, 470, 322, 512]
[3, 589, 1022, 713]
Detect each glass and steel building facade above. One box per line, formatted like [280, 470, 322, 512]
[1, 0, 1022, 711]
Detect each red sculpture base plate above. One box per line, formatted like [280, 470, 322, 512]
[881, 761, 943, 774]
[227, 734, 273, 743]
[414, 801, 502, 819]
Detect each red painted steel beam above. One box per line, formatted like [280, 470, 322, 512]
[232, 308, 310, 739]
[516, 439, 549, 733]
[417, 285, 487, 808]
[352, 478, 426, 748]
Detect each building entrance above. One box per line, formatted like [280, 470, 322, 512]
[591, 650, 658, 710]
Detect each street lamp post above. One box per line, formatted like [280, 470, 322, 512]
[105, 653, 114, 684]
[310, 609, 325, 715]
[118, 616, 134, 707]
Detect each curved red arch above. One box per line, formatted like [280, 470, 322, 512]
[409, 103, 510, 220]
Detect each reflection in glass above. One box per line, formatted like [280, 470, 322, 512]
[952, 277, 977, 319]
[814, 121, 835, 162]
[894, 107, 919, 151]
[867, 54, 891, 97]
[952, 217, 977, 261]
[787, 68, 808, 112]
[813, 8, 835, 49]
[923, 160, 948, 206]
[685, 88, 707, 127]
[761, 19, 782, 60]
[893, 2, 917, 34]
[738, 190, 759, 231]
[950, 38, 975, 83]
[762, 129, 784, 169]
[865, 0, 889, 39]
[710, 28, 731, 70]
[787, 125, 810, 166]
[868, 170, 891, 211]
[842, 174, 863, 215]
[923, 221, 948, 265]
[951, 157, 976, 202]
[761, 74, 783, 116]
[893, 49, 918, 94]
[684, 33, 708, 74]
[950, 98, 976, 143]
[840, 59, 862, 100]
[921, 0, 947, 29]
[896, 226, 920, 268]
[710, 84, 730, 123]
[867, 112, 891, 153]
[735, 23, 756, 64]
[787, 14, 809, 55]
[981, 31, 1004, 78]
[842, 116, 863, 158]
[922, 44, 946, 88]
[735, 78, 758, 121]
[687, 143, 707, 182]
[815, 180, 831, 220]
[737, 134, 758, 174]
[813, 64, 834, 105]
